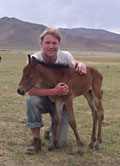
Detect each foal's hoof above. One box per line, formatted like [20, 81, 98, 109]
[94, 145, 99, 151]
[48, 145, 55, 151]
[89, 143, 94, 149]
[77, 150, 83, 157]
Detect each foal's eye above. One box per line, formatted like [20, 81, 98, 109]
[25, 73, 32, 79]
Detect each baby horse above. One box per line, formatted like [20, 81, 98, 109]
[17, 55, 104, 156]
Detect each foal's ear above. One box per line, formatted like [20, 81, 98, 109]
[28, 54, 31, 64]
[31, 56, 37, 67]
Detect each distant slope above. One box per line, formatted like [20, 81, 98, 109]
[60, 28, 120, 51]
[0, 17, 46, 48]
[0, 17, 120, 51]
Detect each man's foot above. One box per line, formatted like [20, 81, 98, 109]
[26, 138, 41, 154]
[44, 128, 50, 140]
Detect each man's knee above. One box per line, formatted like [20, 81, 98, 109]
[26, 96, 43, 125]
[27, 96, 41, 107]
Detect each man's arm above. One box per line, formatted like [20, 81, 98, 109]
[64, 51, 86, 74]
[75, 61, 87, 75]
[28, 82, 69, 96]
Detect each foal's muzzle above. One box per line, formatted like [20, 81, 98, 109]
[17, 88, 25, 96]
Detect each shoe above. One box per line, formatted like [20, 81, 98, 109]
[44, 128, 50, 140]
[26, 138, 41, 154]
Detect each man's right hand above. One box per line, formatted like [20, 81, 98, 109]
[55, 82, 69, 96]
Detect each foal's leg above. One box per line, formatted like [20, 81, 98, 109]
[84, 90, 98, 149]
[48, 100, 63, 151]
[65, 98, 83, 156]
[93, 94, 104, 150]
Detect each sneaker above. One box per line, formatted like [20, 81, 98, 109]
[26, 138, 41, 154]
[44, 128, 50, 140]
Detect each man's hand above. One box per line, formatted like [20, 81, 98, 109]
[75, 61, 87, 75]
[55, 82, 69, 96]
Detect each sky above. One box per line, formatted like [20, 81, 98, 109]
[0, 0, 120, 34]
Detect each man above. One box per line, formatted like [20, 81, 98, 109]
[26, 27, 87, 154]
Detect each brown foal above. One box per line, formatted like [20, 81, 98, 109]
[17, 55, 104, 156]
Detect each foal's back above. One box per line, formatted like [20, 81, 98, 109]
[54, 66, 103, 97]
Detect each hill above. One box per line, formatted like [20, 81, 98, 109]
[0, 17, 120, 51]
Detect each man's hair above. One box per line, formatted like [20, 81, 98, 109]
[40, 27, 61, 42]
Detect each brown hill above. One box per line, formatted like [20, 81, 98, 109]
[0, 17, 46, 48]
[0, 17, 120, 51]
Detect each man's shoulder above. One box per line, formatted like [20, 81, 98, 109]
[31, 52, 42, 60]
[58, 50, 71, 56]
[32, 51, 41, 57]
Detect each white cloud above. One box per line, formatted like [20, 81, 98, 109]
[0, 0, 120, 34]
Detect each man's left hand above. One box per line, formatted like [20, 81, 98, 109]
[75, 61, 87, 75]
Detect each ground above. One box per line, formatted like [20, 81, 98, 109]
[0, 50, 120, 166]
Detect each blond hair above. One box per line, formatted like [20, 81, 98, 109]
[40, 27, 61, 42]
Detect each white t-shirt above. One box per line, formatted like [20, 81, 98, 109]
[32, 50, 76, 68]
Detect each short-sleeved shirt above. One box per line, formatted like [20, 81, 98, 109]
[32, 50, 76, 68]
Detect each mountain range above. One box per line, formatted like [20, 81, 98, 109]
[0, 17, 120, 51]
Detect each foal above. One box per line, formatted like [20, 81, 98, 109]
[17, 55, 104, 156]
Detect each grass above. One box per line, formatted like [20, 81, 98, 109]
[0, 51, 120, 166]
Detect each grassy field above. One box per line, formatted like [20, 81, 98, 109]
[0, 51, 120, 166]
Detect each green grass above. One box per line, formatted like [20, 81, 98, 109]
[0, 51, 120, 166]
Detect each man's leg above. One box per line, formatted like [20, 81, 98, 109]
[49, 105, 69, 147]
[26, 96, 53, 154]
[26, 96, 45, 129]
[31, 127, 40, 138]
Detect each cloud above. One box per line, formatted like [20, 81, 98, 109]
[0, 0, 120, 33]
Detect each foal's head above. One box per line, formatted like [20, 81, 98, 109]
[17, 55, 39, 95]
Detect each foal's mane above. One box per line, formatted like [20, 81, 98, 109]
[36, 59, 69, 69]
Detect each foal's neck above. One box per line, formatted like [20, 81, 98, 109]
[36, 64, 59, 86]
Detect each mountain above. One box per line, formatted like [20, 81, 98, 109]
[0, 17, 46, 48]
[60, 28, 120, 50]
[0, 17, 120, 51]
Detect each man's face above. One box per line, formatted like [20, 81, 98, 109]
[40, 34, 60, 60]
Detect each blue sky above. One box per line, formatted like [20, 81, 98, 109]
[0, 0, 120, 34]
